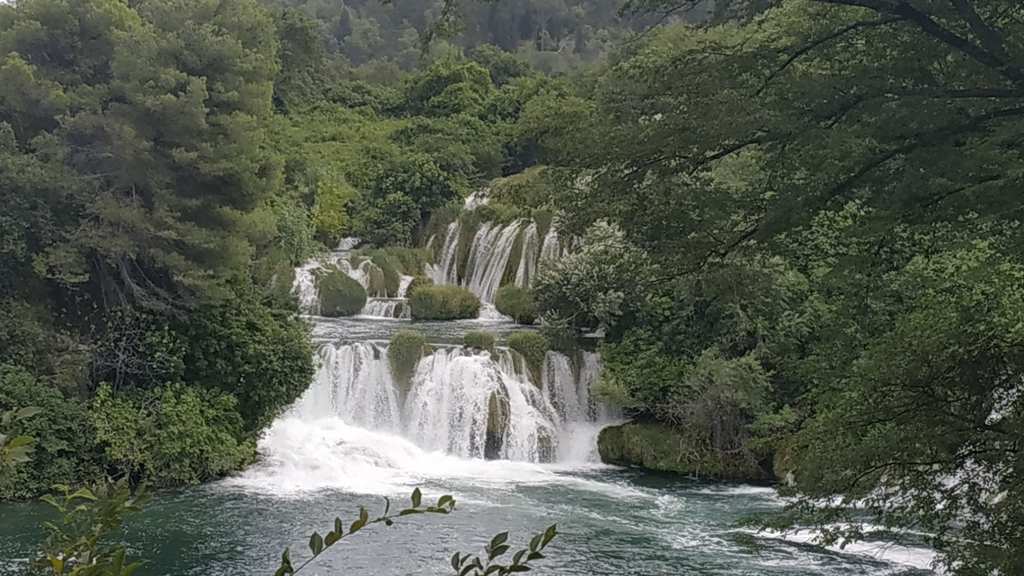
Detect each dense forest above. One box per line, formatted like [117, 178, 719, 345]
[1, 0, 1021, 575]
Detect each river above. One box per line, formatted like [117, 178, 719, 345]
[0, 230, 940, 575]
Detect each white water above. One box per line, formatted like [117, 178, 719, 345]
[426, 219, 568, 303]
[239, 341, 617, 493]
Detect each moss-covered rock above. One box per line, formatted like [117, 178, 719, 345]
[494, 285, 537, 324]
[316, 269, 367, 317]
[463, 330, 496, 352]
[485, 389, 509, 460]
[507, 331, 548, 386]
[597, 421, 772, 482]
[388, 330, 427, 399]
[408, 285, 480, 320]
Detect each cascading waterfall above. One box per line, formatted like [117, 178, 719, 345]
[293, 249, 414, 318]
[283, 342, 612, 465]
[426, 219, 569, 303]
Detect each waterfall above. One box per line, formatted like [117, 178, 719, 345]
[286, 342, 611, 464]
[293, 252, 412, 317]
[425, 218, 569, 303]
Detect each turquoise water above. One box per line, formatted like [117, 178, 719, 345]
[1, 465, 935, 575]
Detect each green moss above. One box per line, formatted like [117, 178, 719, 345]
[507, 331, 548, 385]
[408, 285, 481, 320]
[485, 390, 509, 459]
[463, 330, 496, 352]
[597, 421, 772, 482]
[316, 269, 367, 317]
[388, 330, 427, 398]
[494, 285, 537, 325]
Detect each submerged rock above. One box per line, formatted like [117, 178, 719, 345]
[597, 421, 773, 482]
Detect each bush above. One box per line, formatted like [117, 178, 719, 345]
[91, 384, 254, 487]
[463, 331, 496, 352]
[409, 285, 480, 320]
[0, 365, 98, 499]
[494, 285, 537, 324]
[317, 269, 368, 317]
[388, 330, 427, 391]
[406, 275, 434, 297]
[181, 295, 314, 433]
[507, 331, 548, 385]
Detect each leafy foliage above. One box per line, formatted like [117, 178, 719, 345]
[316, 269, 369, 317]
[408, 285, 481, 320]
[91, 385, 254, 487]
[494, 285, 537, 325]
[36, 482, 149, 576]
[274, 489, 458, 575]
[388, 330, 428, 390]
[449, 524, 559, 576]
[463, 330, 497, 352]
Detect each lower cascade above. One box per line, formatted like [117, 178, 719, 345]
[278, 341, 613, 465]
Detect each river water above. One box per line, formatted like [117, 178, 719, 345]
[0, 245, 940, 575]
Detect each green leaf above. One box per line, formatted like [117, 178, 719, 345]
[384, 496, 391, 516]
[488, 544, 511, 561]
[13, 406, 42, 421]
[68, 487, 98, 502]
[512, 550, 526, 565]
[334, 517, 344, 536]
[309, 531, 324, 556]
[411, 487, 422, 508]
[490, 532, 509, 549]
[528, 534, 542, 552]
[324, 531, 341, 547]
[451, 552, 461, 571]
[541, 525, 557, 547]
[437, 494, 455, 509]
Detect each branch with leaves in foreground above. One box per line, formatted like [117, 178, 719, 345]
[276, 487, 558, 576]
[0, 406, 41, 466]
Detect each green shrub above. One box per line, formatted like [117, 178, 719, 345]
[409, 285, 481, 320]
[463, 331, 496, 352]
[406, 275, 434, 297]
[388, 330, 427, 393]
[494, 285, 538, 324]
[317, 269, 368, 317]
[507, 331, 548, 385]
[180, 295, 314, 433]
[91, 384, 254, 487]
[0, 364, 98, 499]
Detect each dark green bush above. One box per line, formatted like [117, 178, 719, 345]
[409, 285, 481, 320]
[0, 365, 98, 499]
[463, 331, 496, 352]
[507, 332, 548, 385]
[317, 269, 368, 317]
[180, 295, 314, 433]
[388, 330, 427, 392]
[406, 275, 434, 297]
[494, 285, 538, 324]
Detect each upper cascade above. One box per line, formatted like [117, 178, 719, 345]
[293, 245, 414, 319]
[289, 341, 614, 463]
[425, 218, 568, 303]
